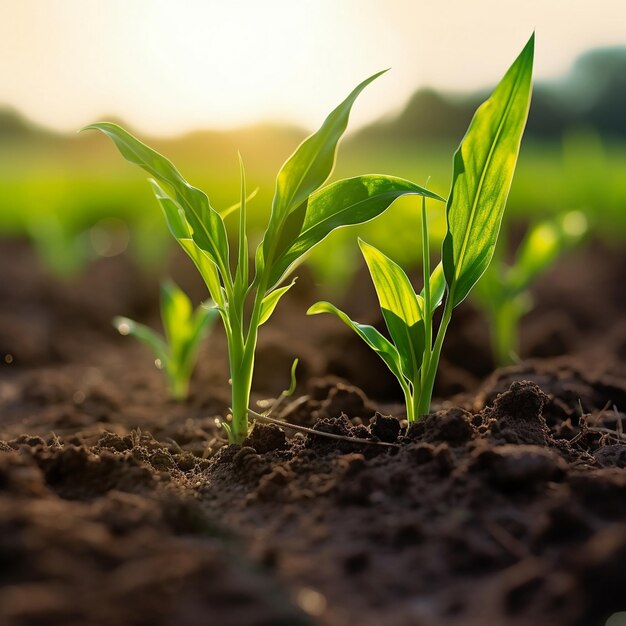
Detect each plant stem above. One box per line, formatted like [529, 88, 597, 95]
[418, 196, 432, 420]
[168, 372, 189, 401]
[227, 274, 268, 444]
[416, 299, 453, 418]
[229, 345, 255, 443]
[400, 378, 415, 423]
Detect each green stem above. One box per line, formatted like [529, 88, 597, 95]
[416, 299, 453, 418]
[229, 343, 255, 443]
[400, 378, 415, 423]
[421, 196, 432, 330]
[227, 275, 268, 444]
[168, 371, 189, 401]
[418, 196, 432, 417]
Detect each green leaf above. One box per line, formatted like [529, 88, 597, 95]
[509, 210, 587, 293]
[84, 122, 230, 282]
[258, 279, 296, 326]
[179, 240, 224, 308]
[160, 280, 193, 348]
[307, 301, 404, 382]
[259, 71, 387, 274]
[113, 316, 168, 364]
[149, 180, 224, 307]
[220, 187, 259, 220]
[178, 304, 218, 372]
[284, 358, 299, 397]
[420, 262, 446, 312]
[359, 240, 425, 380]
[268, 175, 444, 288]
[234, 154, 249, 296]
[442, 34, 534, 307]
[160, 281, 217, 373]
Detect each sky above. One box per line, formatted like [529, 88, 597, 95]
[1, 0, 625, 136]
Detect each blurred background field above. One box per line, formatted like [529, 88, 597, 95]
[1, 43, 625, 288]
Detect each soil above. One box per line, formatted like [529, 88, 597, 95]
[0, 237, 625, 626]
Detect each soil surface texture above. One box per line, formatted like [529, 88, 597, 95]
[0, 238, 624, 626]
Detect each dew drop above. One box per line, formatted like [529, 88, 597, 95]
[563, 210, 588, 237]
[296, 587, 327, 617]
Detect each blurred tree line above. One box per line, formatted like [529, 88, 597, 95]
[1, 46, 624, 144]
[358, 47, 626, 142]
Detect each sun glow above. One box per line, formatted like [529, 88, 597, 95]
[2, 0, 379, 135]
[1, 0, 625, 135]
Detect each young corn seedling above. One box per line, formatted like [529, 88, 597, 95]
[114, 280, 218, 400]
[309, 35, 535, 423]
[86, 72, 443, 443]
[473, 210, 588, 366]
[27, 214, 91, 278]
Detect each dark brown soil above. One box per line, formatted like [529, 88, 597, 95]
[1, 238, 625, 626]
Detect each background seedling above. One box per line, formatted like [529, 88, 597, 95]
[309, 35, 535, 422]
[114, 280, 217, 400]
[87, 73, 442, 443]
[473, 210, 588, 365]
[27, 213, 91, 278]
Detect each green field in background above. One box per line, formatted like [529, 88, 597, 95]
[1, 130, 624, 285]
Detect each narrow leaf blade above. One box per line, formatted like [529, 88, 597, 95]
[84, 122, 230, 281]
[234, 153, 249, 294]
[420, 262, 446, 312]
[160, 281, 193, 349]
[359, 240, 425, 380]
[113, 316, 168, 363]
[258, 279, 296, 326]
[442, 34, 534, 307]
[307, 301, 404, 382]
[509, 210, 587, 292]
[268, 175, 444, 288]
[274, 70, 387, 217]
[149, 180, 224, 307]
[177, 305, 218, 373]
[260, 71, 387, 273]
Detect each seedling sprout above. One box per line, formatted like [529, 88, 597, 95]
[309, 35, 535, 422]
[87, 73, 442, 443]
[474, 210, 588, 365]
[114, 280, 217, 400]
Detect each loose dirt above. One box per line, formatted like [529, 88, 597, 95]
[1, 238, 624, 626]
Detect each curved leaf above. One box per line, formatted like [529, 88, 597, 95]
[84, 122, 230, 282]
[307, 301, 404, 382]
[359, 240, 425, 380]
[509, 210, 587, 293]
[442, 34, 534, 307]
[259, 71, 387, 274]
[150, 180, 224, 307]
[177, 305, 218, 373]
[420, 262, 446, 312]
[258, 279, 296, 326]
[113, 316, 168, 363]
[160, 280, 193, 349]
[160, 281, 217, 371]
[268, 175, 444, 288]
